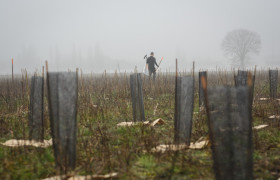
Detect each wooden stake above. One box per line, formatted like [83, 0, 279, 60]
[192, 61, 195, 77]
[176, 59, 178, 78]
[42, 66, 44, 78]
[174, 58, 178, 142]
[45, 60, 49, 73]
[12, 58, 14, 83]
[76, 68, 79, 78]
[248, 72, 253, 87]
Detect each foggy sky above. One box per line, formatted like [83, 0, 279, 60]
[1, 0, 280, 74]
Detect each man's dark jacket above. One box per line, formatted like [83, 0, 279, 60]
[146, 56, 159, 72]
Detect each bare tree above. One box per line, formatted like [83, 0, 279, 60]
[222, 29, 261, 68]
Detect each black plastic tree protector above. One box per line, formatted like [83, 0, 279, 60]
[234, 70, 255, 110]
[207, 86, 253, 180]
[29, 76, 44, 141]
[235, 70, 255, 89]
[269, 70, 278, 99]
[199, 71, 207, 107]
[235, 70, 248, 86]
[130, 73, 145, 121]
[174, 76, 194, 145]
[47, 72, 78, 172]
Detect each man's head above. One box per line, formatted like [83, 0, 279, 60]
[150, 52, 154, 56]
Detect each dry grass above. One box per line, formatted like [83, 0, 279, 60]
[0, 70, 279, 179]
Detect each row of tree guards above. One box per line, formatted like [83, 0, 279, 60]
[28, 61, 278, 177]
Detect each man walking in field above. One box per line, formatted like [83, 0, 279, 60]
[146, 52, 159, 82]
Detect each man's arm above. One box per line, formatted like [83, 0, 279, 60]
[154, 58, 159, 67]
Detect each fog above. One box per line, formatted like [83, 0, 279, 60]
[1, 0, 280, 74]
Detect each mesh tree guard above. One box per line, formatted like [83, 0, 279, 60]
[130, 73, 145, 122]
[207, 86, 253, 180]
[235, 70, 248, 86]
[234, 70, 255, 110]
[269, 70, 278, 99]
[29, 76, 44, 141]
[47, 72, 78, 172]
[174, 76, 194, 145]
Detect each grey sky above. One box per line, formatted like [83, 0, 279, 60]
[1, 0, 280, 74]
